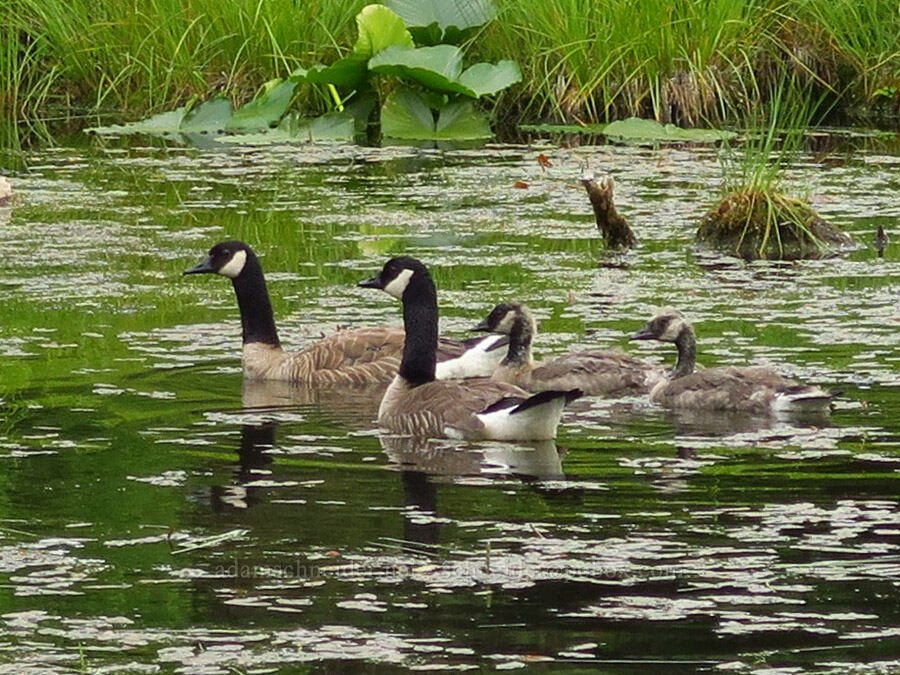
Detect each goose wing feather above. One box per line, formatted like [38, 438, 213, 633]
[379, 379, 529, 437]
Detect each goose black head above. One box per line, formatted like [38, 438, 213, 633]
[630, 309, 688, 343]
[184, 241, 254, 279]
[473, 302, 527, 334]
[358, 256, 430, 300]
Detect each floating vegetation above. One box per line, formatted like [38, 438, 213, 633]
[696, 190, 852, 260]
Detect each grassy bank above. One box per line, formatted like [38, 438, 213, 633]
[3, 0, 899, 137]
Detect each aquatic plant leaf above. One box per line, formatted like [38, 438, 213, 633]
[381, 88, 491, 140]
[222, 112, 355, 144]
[458, 60, 522, 97]
[518, 122, 608, 134]
[289, 112, 356, 141]
[180, 98, 233, 133]
[85, 108, 188, 135]
[380, 88, 436, 139]
[353, 4, 414, 58]
[603, 117, 736, 143]
[226, 79, 296, 132]
[435, 100, 492, 139]
[369, 45, 467, 94]
[385, 0, 496, 43]
[305, 56, 370, 90]
[344, 91, 379, 133]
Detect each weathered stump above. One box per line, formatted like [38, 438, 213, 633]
[581, 174, 637, 249]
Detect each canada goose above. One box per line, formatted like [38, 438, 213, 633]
[630, 310, 832, 414]
[473, 302, 662, 397]
[359, 257, 582, 440]
[184, 241, 504, 384]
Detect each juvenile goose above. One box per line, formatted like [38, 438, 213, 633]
[359, 257, 582, 440]
[184, 241, 504, 384]
[474, 302, 662, 397]
[630, 310, 832, 414]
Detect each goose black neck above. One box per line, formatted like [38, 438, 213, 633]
[503, 315, 534, 366]
[231, 254, 280, 348]
[399, 273, 438, 387]
[672, 324, 696, 379]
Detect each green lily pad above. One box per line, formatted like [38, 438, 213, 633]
[370, 46, 519, 99]
[226, 79, 296, 132]
[85, 108, 188, 136]
[353, 4, 414, 58]
[381, 88, 492, 140]
[369, 45, 465, 94]
[304, 55, 370, 90]
[458, 60, 522, 97]
[519, 122, 608, 134]
[603, 117, 737, 143]
[385, 0, 496, 44]
[223, 112, 356, 144]
[179, 98, 233, 133]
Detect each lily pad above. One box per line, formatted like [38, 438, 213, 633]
[458, 60, 521, 97]
[178, 98, 233, 134]
[226, 79, 296, 132]
[353, 4, 414, 58]
[370, 46, 520, 98]
[303, 56, 370, 90]
[518, 122, 608, 134]
[603, 117, 736, 143]
[369, 45, 464, 93]
[223, 112, 356, 144]
[380, 88, 491, 140]
[86, 108, 188, 136]
[385, 0, 496, 44]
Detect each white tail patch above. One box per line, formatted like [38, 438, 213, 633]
[219, 249, 247, 278]
[474, 396, 568, 441]
[383, 268, 414, 299]
[772, 387, 832, 414]
[435, 334, 506, 379]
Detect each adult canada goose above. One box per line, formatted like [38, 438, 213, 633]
[473, 302, 662, 397]
[359, 257, 582, 440]
[630, 309, 832, 414]
[184, 241, 505, 384]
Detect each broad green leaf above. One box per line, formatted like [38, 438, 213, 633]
[385, 0, 496, 43]
[380, 88, 436, 139]
[353, 5, 413, 58]
[369, 45, 467, 95]
[518, 122, 608, 133]
[305, 55, 369, 90]
[222, 112, 356, 144]
[226, 79, 296, 132]
[458, 60, 522, 97]
[381, 88, 492, 140]
[86, 108, 187, 135]
[180, 98, 233, 133]
[603, 117, 737, 143]
[434, 100, 492, 139]
[344, 91, 378, 134]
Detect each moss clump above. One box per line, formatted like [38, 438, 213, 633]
[696, 189, 852, 260]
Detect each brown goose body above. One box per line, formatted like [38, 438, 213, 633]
[632, 310, 832, 414]
[185, 241, 480, 386]
[475, 303, 661, 397]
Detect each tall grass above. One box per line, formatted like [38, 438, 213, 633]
[3, 0, 899, 134]
[3, 0, 367, 121]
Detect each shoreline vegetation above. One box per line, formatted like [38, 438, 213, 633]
[3, 0, 900, 142]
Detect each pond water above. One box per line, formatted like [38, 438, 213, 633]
[0, 132, 898, 673]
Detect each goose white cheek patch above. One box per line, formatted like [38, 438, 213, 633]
[383, 268, 414, 299]
[218, 250, 247, 278]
